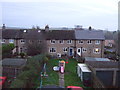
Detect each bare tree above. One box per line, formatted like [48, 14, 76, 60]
[24, 30, 47, 56]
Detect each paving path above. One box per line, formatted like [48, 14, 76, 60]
[59, 72, 64, 87]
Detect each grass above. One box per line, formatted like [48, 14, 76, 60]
[42, 59, 59, 86]
[40, 58, 86, 88]
[64, 58, 85, 88]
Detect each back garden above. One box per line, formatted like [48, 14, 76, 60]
[10, 54, 87, 88]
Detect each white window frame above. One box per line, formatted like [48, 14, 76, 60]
[1, 39, 5, 43]
[82, 48, 87, 53]
[93, 48, 100, 54]
[78, 40, 84, 44]
[63, 47, 68, 52]
[67, 40, 72, 44]
[95, 40, 100, 44]
[21, 39, 25, 44]
[87, 40, 92, 44]
[50, 40, 56, 44]
[49, 47, 56, 53]
[59, 40, 64, 44]
[9, 39, 14, 43]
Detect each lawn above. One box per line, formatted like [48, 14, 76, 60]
[39, 58, 86, 88]
[64, 58, 85, 88]
[42, 59, 59, 86]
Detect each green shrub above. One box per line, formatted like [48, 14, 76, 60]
[20, 53, 25, 58]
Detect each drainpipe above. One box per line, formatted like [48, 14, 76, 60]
[101, 40, 103, 58]
[74, 39, 76, 58]
[81, 47, 82, 58]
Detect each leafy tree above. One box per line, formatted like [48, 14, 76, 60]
[10, 54, 49, 88]
[2, 43, 15, 58]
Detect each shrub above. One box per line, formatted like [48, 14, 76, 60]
[20, 53, 25, 58]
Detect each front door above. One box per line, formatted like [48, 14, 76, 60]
[69, 48, 73, 56]
[77, 48, 81, 56]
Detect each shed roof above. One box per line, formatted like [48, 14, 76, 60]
[78, 63, 91, 72]
[86, 61, 119, 68]
[1, 58, 26, 67]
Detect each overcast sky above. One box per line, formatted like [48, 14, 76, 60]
[1, 0, 119, 31]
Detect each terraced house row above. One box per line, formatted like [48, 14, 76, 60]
[2, 25, 105, 58]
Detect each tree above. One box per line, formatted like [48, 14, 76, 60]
[2, 43, 15, 59]
[24, 30, 47, 56]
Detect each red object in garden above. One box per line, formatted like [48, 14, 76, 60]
[0, 76, 7, 86]
[66, 59, 69, 63]
[67, 86, 83, 90]
[66, 61, 68, 64]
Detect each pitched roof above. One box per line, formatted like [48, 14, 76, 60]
[2, 29, 24, 39]
[75, 30, 105, 40]
[2, 29, 105, 40]
[23, 30, 45, 40]
[45, 30, 75, 40]
[1, 58, 26, 67]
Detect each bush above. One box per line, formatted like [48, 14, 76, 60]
[10, 54, 47, 88]
[20, 53, 25, 58]
[10, 79, 25, 88]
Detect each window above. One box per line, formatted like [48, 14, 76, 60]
[50, 40, 56, 44]
[82, 48, 87, 53]
[78, 40, 84, 44]
[63, 47, 67, 52]
[95, 40, 100, 44]
[1, 39, 5, 43]
[93, 48, 100, 54]
[49, 47, 56, 53]
[87, 40, 92, 44]
[67, 40, 72, 44]
[21, 39, 25, 44]
[59, 40, 64, 44]
[9, 39, 14, 43]
[29, 40, 33, 43]
[38, 40, 42, 43]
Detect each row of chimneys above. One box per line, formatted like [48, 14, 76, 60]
[2, 24, 92, 30]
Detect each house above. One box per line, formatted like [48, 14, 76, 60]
[2, 24, 105, 58]
[105, 39, 115, 47]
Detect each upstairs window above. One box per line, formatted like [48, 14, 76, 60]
[59, 40, 64, 44]
[87, 40, 92, 44]
[50, 40, 56, 44]
[67, 40, 72, 44]
[95, 40, 100, 44]
[78, 40, 84, 44]
[9, 39, 14, 43]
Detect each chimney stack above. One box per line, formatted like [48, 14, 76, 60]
[2, 24, 6, 30]
[89, 26, 92, 30]
[45, 25, 49, 31]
